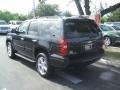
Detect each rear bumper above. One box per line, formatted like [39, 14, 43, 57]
[49, 49, 104, 68]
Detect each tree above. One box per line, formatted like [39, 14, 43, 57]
[101, 16, 108, 23]
[0, 10, 27, 22]
[74, 0, 84, 15]
[63, 11, 72, 17]
[107, 8, 120, 22]
[101, 3, 120, 16]
[34, 4, 60, 17]
[38, 0, 47, 4]
[73, 0, 120, 16]
[84, 0, 91, 15]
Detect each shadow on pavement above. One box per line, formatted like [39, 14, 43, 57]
[12, 57, 120, 90]
[12, 56, 36, 71]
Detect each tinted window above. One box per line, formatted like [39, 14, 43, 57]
[64, 19, 100, 38]
[28, 21, 38, 36]
[39, 20, 62, 39]
[18, 21, 29, 34]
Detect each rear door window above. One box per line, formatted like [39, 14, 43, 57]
[38, 20, 62, 39]
[64, 19, 100, 38]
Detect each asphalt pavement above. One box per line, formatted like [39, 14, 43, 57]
[0, 35, 120, 90]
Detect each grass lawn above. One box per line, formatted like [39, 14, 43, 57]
[103, 46, 120, 63]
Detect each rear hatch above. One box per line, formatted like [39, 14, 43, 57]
[64, 19, 103, 57]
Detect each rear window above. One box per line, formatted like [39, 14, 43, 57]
[100, 25, 114, 31]
[64, 19, 100, 38]
[113, 23, 120, 26]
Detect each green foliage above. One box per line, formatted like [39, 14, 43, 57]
[27, 12, 33, 19]
[103, 47, 120, 62]
[101, 16, 108, 23]
[63, 11, 72, 17]
[107, 8, 120, 22]
[38, 0, 47, 4]
[0, 10, 27, 22]
[28, 3, 61, 18]
[35, 4, 60, 17]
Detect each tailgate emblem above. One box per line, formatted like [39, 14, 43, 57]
[88, 41, 93, 43]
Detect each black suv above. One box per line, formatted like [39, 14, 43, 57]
[6, 17, 104, 78]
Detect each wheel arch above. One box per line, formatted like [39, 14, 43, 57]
[6, 39, 12, 46]
[34, 46, 49, 59]
[104, 35, 112, 41]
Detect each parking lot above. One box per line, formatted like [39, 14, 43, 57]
[0, 35, 120, 90]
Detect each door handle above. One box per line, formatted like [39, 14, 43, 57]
[32, 39, 37, 42]
[20, 38, 24, 40]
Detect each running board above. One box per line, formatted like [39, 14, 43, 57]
[15, 53, 36, 62]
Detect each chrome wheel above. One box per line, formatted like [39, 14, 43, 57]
[104, 37, 111, 46]
[7, 42, 12, 57]
[37, 55, 48, 76]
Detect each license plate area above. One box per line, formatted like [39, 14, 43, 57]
[84, 44, 92, 51]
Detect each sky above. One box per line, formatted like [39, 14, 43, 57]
[0, 0, 119, 15]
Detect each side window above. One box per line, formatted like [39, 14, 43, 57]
[39, 21, 61, 39]
[19, 22, 29, 34]
[28, 21, 38, 36]
[49, 21, 62, 38]
[39, 21, 51, 39]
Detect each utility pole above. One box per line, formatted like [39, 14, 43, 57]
[33, 0, 36, 18]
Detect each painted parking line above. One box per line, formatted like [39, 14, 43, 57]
[56, 71, 82, 84]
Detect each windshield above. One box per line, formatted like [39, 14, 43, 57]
[0, 21, 7, 25]
[64, 19, 100, 38]
[112, 25, 120, 30]
[100, 25, 114, 31]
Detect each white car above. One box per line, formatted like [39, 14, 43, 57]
[9, 20, 23, 30]
[0, 20, 11, 34]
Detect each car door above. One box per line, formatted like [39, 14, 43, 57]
[13, 21, 30, 55]
[23, 21, 39, 59]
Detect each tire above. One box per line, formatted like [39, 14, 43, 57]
[104, 37, 111, 46]
[36, 53, 54, 78]
[7, 42, 16, 58]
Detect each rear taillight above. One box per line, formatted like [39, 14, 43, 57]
[59, 39, 68, 56]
